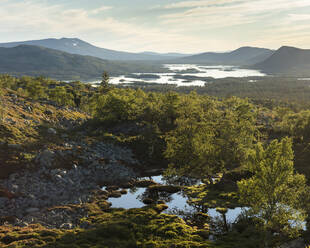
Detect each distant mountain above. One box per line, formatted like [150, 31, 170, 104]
[141, 51, 192, 58]
[0, 45, 166, 80]
[252, 46, 310, 76]
[0, 38, 181, 61]
[179, 47, 274, 65]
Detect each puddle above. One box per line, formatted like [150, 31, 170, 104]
[105, 175, 244, 223]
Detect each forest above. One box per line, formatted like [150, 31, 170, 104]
[1, 74, 310, 247]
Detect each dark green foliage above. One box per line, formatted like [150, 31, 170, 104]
[165, 96, 258, 179]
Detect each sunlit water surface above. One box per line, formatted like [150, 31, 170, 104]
[90, 64, 266, 87]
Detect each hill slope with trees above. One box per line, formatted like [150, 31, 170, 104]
[252, 46, 310, 76]
[0, 45, 165, 80]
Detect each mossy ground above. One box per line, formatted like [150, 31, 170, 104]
[0, 199, 216, 248]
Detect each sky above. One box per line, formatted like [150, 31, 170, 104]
[1, 0, 310, 53]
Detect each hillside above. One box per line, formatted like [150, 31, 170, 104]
[0, 45, 165, 80]
[252, 46, 310, 76]
[179, 46, 274, 65]
[0, 38, 181, 61]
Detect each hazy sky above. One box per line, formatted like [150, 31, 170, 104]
[1, 0, 310, 53]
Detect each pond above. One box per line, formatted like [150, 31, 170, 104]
[105, 175, 244, 223]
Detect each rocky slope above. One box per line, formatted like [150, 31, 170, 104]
[0, 90, 140, 229]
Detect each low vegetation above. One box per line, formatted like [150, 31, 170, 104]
[1, 74, 310, 247]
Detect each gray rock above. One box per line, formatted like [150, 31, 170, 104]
[11, 184, 19, 192]
[47, 128, 57, 135]
[60, 223, 73, 229]
[44, 110, 54, 115]
[36, 149, 55, 168]
[26, 208, 40, 214]
[80, 221, 91, 229]
[0, 197, 8, 206]
[16, 222, 29, 227]
[8, 144, 22, 150]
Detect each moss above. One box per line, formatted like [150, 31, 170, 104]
[0, 204, 218, 248]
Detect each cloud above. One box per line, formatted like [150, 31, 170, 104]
[1, 0, 310, 52]
[288, 14, 310, 22]
[0, 0, 211, 52]
[91, 5, 113, 15]
[164, 0, 244, 9]
[163, 0, 310, 11]
[158, 0, 310, 32]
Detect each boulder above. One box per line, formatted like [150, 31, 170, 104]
[60, 223, 73, 229]
[106, 186, 119, 191]
[120, 189, 128, 195]
[143, 198, 155, 205]
[47, 128, 57, 135]
[108, 191, 122, 198]
[7, 144, 22, 150]
[134, 180, 158, 188]
[35, 149, 55, 168]
[25, 208, 40, 214]
[44, 110, 54, 115]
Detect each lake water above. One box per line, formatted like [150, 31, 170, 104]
[106, 64, 266, 87]
[106, 176, 244, 223]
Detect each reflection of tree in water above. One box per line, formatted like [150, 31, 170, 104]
[168, 207, 210, 230]
[129, 187, 139, 194]
[162, 175, 201, 187]
[137, 188, 173, 204]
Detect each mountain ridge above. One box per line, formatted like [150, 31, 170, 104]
[0, 45, 165, 80]
[0, 38, 183, 61]
[178, 46, 274, 65]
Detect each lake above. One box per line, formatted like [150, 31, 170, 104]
[106, 64, 266, 87]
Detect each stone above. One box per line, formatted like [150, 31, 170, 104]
[36, 149, 55, 168]
[16, 222, 29, 227]
[108, 191, 122, 198]
[47, 128, 57, 135]
[26, 208, 40, 214]
[44, 110, 53, 115]
[11, 185, 19, 192]
[106, 186, 119, 191]
[0, 197, 8, 206]
[80, 221, 91, 229]
[60, 223, 73, 229]
[120, 189, 128, 195]
[134, 180, 157, 188]
[7, 144, 22, 150]
[143, 198, 155, 205]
